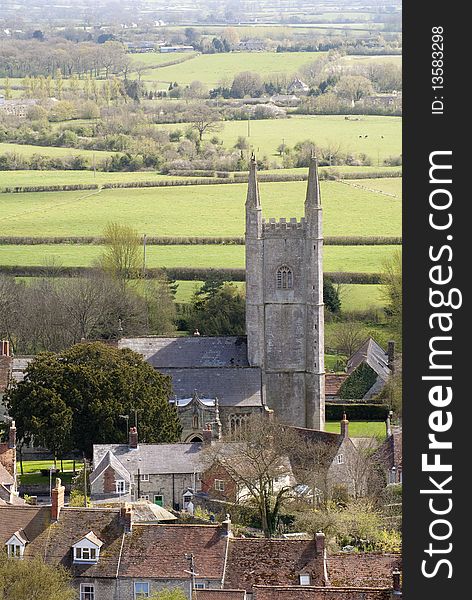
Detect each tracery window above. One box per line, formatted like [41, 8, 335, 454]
[276, 265, 293, 290]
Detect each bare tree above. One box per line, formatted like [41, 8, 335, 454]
[333, 320, 366, 357]
[202, 416, 295, 538]
[188, 104, 221, 142]
[99, 222, 142, 284]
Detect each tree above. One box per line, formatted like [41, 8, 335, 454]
[188, 283, 245, 335]
[188, 105, 220, 142]
[149, 589, 187, 600]
[332, 320, 366, 357]
[202, 416, 295, 537]
[323, 279, 341, 313]
[3, 77, 12, 100]
[335, 75, 373, 104]
[6, 342, 182, 457]
[230, 71, 263, 98]
[100, 222, 142, 283]
[381, 249, 402, 341]
[0, 553, 75, 600]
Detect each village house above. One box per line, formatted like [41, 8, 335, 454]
[0, 421, 22, 506]
[373, 428, 402, 485]
[0, 95, 39, 118]
[0, 489, 402, 599]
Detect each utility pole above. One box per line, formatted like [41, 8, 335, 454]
[184, 553, 198, 599]
[142, 233, 147, 277]
[82, 454, 88, 507]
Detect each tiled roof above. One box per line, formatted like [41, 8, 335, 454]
[163, 367, 263, 407]
[325, 374, 347, 397]
[196, 591, 246, 599]
[347, 338, 390, 381]
[92, 442, 204, 476]
[119, 524, 228, 580]
[253, 587, 391, 599]
[118, 337, 250, 368]
[327, 554, 402, 588]
[224, 539, 325, 592]
[0, 461, 14, 485]
[374, 429, 402, 470]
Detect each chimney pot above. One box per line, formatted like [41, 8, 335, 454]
[8, 421, 16, 449]
[340, 413, 349, 438]
[387, 341, 395, 372]
[392, 570, 401, 593]
[222, 514, 232, 537]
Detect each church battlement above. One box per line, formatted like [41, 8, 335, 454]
[262, 217, 306, 232]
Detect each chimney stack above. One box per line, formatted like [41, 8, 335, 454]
[0, 340, 10, 356]
[315, 532, 325, 555]
[51, 478, 65, 521]
[387, 341, 395, 373]
[202, 423, 213, 446]
[340, 413, 349, 438]
[129, 427, 138, 449]
[8, 420, 16, 450]
[222, 514, 232, 537]
[120, 503, 133, 533]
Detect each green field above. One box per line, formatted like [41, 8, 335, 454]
[324, 421, 387, 438]
[139, 51, 326, 87]
[0, 244, 397, 271]
[0, 180, 401, 238]
[130, 51, 198, 68]
[340, 54, 402, 66]
[159, 115, 401, 164]
[0, 142, 117, 161]
[0, 166, 400, 189]
[174, 280, 386, 311]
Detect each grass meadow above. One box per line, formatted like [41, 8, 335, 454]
[0, 179, 401, 238]
[0, 142, 116, 161]
[159, 115, 402, 164]
[0, 244, 397, 271]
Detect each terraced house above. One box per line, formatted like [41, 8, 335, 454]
[0, 481, 402, 599]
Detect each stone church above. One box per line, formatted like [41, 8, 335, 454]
[119, 156, 325, 441]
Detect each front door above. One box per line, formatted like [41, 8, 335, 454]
[154, 495, 163, 506]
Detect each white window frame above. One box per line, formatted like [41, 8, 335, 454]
[116, 480, 126, 494]
[195, 582, 206, 589]
[140, 494, 150, 501]
[300, 574, 311, 586]
[134, 581, 150, 598]
[336, 454, 344, 465]
[140, 473, 149, 482]
[214, 479, 225, 491]
[80, 583, 95, 600]
[74, 547, 97, 562]
[7, 543, 23, 558]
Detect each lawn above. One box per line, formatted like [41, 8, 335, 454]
[0, 244, 397, 272]
[158, 115, 402, 164]
[324, 421, 387, 438]
[140, 51, 326, 87]
[0, 142, 117, 161]
[0, 180, 401, 238]
[18, 459, 77, 486]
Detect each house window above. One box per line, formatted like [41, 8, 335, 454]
[140, 474, 149, 482]
[140, 495, 150, 501]
[276, 265, 293, 290]
[75, 547, 97, 562]
[214, 479, 225, 491]
[7, 544, 22, 558]
[116, 480, 126, 494]
[195, 582, 206, 589]
[299, 574, 311, 586]
[134, 582, 150, 598]
[80, 584, 95, 600]
[336, 454, 344, 465]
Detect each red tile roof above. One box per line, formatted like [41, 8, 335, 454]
[253, 586, 391, 599]
[327, 554, 401, 588]
[196, 591, 246, 600]
[119, 524, 229, 580]
[325, 374, 347, 397]
[224, 539, 325, 592]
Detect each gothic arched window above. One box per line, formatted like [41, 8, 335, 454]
[276, 265, 293, 290]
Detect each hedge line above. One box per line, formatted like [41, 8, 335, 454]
[326, 403, 390, 421]
[0, 236, 401, 246]
[0, 265, 382, 283]
[1, 183, 99, 193]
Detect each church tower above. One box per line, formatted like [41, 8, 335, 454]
[245, 155, 325, 429]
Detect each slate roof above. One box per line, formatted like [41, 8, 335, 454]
[118, 336, 250, 368]
[373, 429, 402, 470]
[92, 442, 204, 476]
[90, 450, 132, 485]
[164, 367, 263, 407]
[0, 461, 14, 485]
[224, 539, 325, 592]
[347, 338, 390, 381]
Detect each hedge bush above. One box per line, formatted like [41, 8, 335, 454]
[326, 402, 390, 421]
[338, 363, 379, 400]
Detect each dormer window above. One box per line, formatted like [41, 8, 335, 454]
[5, 531, 27, 558]
[72, 531, 103, 564]
[276, 265, 293, 290]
